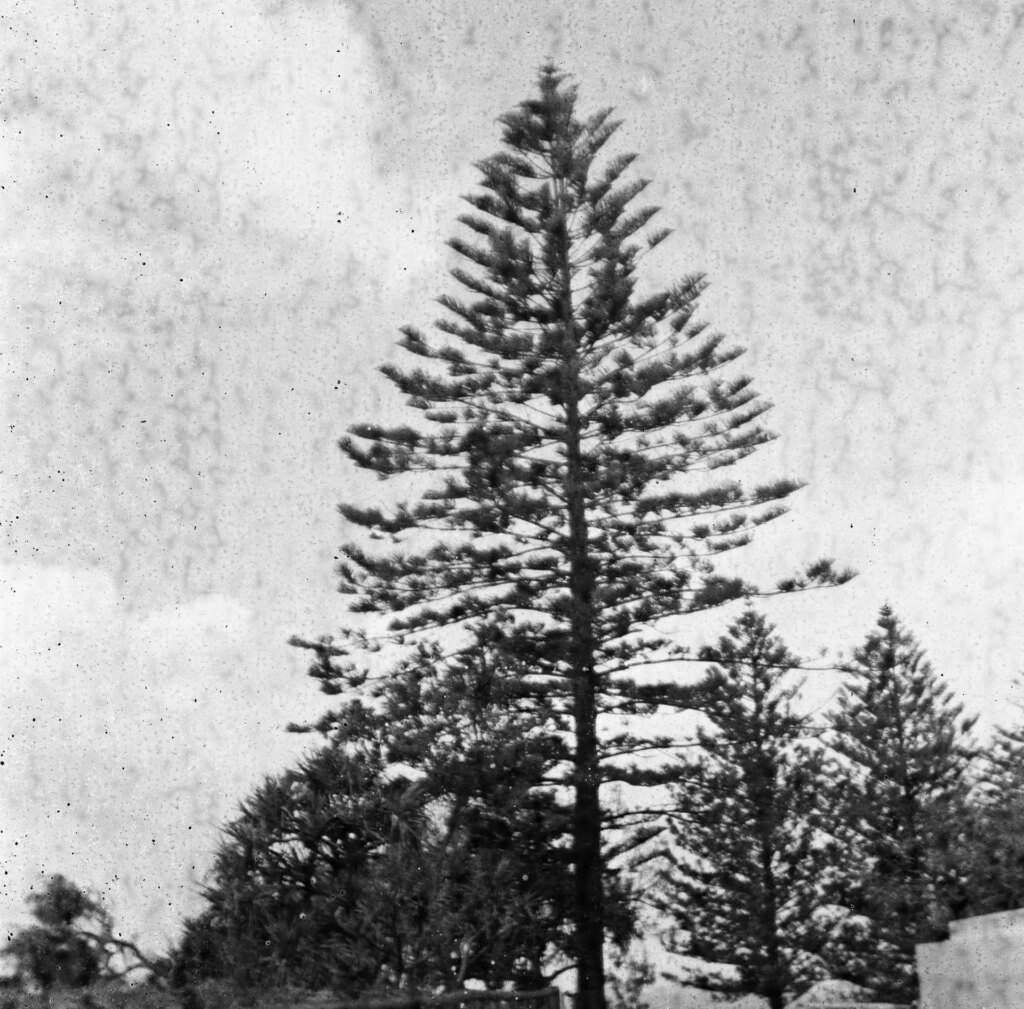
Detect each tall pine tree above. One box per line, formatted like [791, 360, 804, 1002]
[655, 610, 829, 1009]
[824, 606, 976, 1003]
[295, 67, 851, 1008]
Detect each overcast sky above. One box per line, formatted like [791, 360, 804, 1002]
[3, 0, 1024, 957]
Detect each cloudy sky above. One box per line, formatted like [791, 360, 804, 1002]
[3, 0, 1024, 957]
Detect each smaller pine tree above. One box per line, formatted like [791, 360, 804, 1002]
[956, 675, 1024, 917]
[823, 606, 976, 1003]
[982, 683, 1024, 791]
[179, 644, 578, 994]
[655, 610, 829, 1009]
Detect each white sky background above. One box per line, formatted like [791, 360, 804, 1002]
[2, 0, 1024, 958]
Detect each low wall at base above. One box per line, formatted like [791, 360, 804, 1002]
[916, 908, 1024, 1009]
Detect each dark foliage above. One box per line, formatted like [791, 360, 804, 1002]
[175, 647, 581, 995]
[821, 606, 976, 1003]
[954, 676, 1024, 918]
[655, 610, 830, 1009]
[5, 876, 159, 990]
[293, 65, 850, 1008]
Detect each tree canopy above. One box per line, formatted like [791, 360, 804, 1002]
[821, 606, 976, 1003]
[5, 875, 160, 990]
[656, 610, 830, 1009]
[178, 646, 581, 994]
[293, 65, 851, 1008]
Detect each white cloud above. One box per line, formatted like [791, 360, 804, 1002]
[0, 563, 321, 952]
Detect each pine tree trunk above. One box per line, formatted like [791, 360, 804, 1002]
[573, 718, 605, 1009]
[760, 825, 784, 1009]
[566, 354, 606, 1009]
[556, 179, 606, 1009]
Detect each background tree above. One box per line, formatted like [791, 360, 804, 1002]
[178, 646, 579, 994]
[822, 606, 976, 1003]
[607, 944, 654, 1009]
[174, 744, 408, 992]
[954, 675, 1024, 918]
[294, 65, 851, 1009]
[349, 643, 584, 989]
[654, 610, 830, 1009]
[5, 875, 160, 990]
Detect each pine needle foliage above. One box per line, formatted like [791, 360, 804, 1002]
[656, 610, 829, 1009]
[823, 606, 976, 1003]
[983, 691, 1024, 792]
[175, 725, 573, 995]
[295, 66, 851, 1009]
[954, 675, 1024, 918]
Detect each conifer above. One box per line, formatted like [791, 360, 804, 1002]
[656, 610, 829, 1009]
[178, 669, 575, 994]
[824, 606, 975, 1003]
[295, 66, 850, 1008]
[956, 676, 1024, 917]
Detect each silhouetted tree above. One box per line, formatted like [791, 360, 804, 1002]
[179, 647, 579, 994]
[6, 875, 160, 990]
[823, 607, 976, 1003]
[954, 675, 1024, 917]
[656, 610, 830, 1009]
[294, 65, 851, 1009]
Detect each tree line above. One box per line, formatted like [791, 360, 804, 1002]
[171, 606, 1020, 1008]
[10, 614, 1023, 1006]
[5, 66, 1019, 1008]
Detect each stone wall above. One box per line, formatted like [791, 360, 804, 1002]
[916, 908, 1024, 1009]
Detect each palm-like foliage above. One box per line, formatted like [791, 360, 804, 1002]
[178, 649, 578, 994]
